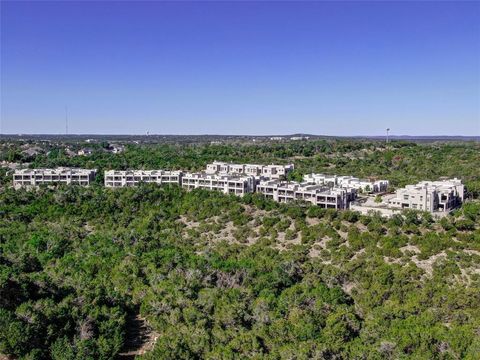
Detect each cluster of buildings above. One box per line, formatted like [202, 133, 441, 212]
[11, 163, 465, 216]
[103, 169, 256, 196]
[103, 162, 387, 209]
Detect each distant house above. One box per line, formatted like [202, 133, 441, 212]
[1, 161, 20, 170]
[78, 148, 93, 156]
[64, 148, 76, 157]
[21, 146, 43, 157]
[107, 144, 125, 154]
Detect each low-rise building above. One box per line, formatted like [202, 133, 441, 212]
[351, 178, 464, 217]
[21, 146, 43, 157]
[303, 173, 388, 193]
[182, 173, 256, 197]
[64, 148, 77, 157]
[387, 179, 464, 213]
[205, 161, 294, 179]
[257, 180, 356, 209]
[104, 170, 182, 187]
[78, 148, 93, 156]
[13, 168, 97, 188]
[107, 144, 125, 154]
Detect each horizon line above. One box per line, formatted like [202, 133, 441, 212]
[1, 133, 479, 138]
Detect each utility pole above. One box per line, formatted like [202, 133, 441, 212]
[65, 107, 69, 135]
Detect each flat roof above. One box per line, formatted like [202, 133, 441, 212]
[14, 168, 96, 175]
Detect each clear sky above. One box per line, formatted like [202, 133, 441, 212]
[1, 1, 479, 136]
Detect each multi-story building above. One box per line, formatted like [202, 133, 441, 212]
[303, 173, 388, 193]
[205, 161, 294, 179]
[351, 178, 464, 217]
[182, 173, 256, 197]
[257, 180, 357, 209]
[387, 179, 464, 212]
[206, 161, 231, 174]
[13, 168, 97, 188]
[104, 170, 183, 188]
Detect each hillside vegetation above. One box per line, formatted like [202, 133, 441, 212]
[0, 140, 479, 359]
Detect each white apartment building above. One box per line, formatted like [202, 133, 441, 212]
[351, 178, 464, 217]
[303, 173, 388, 193]
[387, 178, 464, 213]
[182, 173, 256, 197]
[104, 170, 182, 188]
[13, 168, 97, 189]
[257, 180, 357, 209]
[205, 161, 294, 179]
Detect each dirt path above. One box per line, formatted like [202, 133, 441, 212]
[117, 313, 159, 359]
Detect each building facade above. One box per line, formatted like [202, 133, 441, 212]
[387, 179, 464, 212]
[351, 178, 464, 217]
[257, 180, 357, 209]
[182, 173, 256, 197]
[303, 173, 388, 193]
[205, 161, 294, 179]
[104, 170, 183, 187]
[13, 168, 97, 188]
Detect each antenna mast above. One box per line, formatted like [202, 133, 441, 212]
[65, 107, 69, 135]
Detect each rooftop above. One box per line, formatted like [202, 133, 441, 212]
[14, 167, 96, 175]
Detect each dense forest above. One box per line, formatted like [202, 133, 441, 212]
[1, 139, 479, 359]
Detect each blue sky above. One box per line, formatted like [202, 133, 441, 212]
[1, 1, 479, 135]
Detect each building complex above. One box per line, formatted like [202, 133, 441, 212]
[12, 166, 464, 216]
[13, 168, 97, 189]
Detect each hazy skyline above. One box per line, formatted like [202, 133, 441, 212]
[1, 1, 479, 135]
